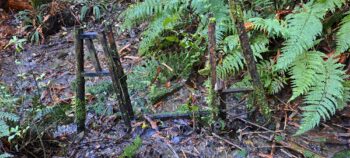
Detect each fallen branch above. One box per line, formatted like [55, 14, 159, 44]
[258, 134, 326, 158]
[212, 133, 243, 150]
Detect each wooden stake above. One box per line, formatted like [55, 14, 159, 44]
[208, 13, 227, 120]
[105, 25, 134, 120]
[98, 25, 133, 130]
[74, 27, 86, 132]
[229, 0, 270, 117]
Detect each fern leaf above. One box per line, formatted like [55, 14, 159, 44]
[0, 111, 19, 122]
[138, 12, 181, 55]
[296, 58, 345, 135]
[0, 120, 10, 137]
[121, 0, 163, 29]
[336, 13, 350, 54]
[217, 50, 245, 79]
[276, 5, 323, 70]
[249, 17, 285, 36]
[289, 51, 324, 101]
[313, 0, 345, 13]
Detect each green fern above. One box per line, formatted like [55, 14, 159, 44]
[289, 51, 324, 101]
[249, 17, 285, 36]
[217, 34, 269, 79]
[336, 12, 350, 54]
[0, 112, 19, 137]
[276, 0, 345, 70]
[296, 58, 346, 135]
[0, 152, 13, 158]
[138, 12, 182, 55]
[121, 0, 164, 29]
[276, 4, 323, 70]
[257, 60, 287, 94]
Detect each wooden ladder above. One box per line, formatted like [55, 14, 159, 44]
[74, 25, 134, 132]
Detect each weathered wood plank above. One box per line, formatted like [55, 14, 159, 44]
[83, 71, 110, 77]
[74, 27, 86, 132]
[98, 26, 133, 131]
[80, 32, 98, 39]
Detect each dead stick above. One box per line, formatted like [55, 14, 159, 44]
[259, 134, 325, 158]
[212, 133, 243, 150]
[236, 117, 276, 133]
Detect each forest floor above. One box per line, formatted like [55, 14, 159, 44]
[1, 3, 350, 158]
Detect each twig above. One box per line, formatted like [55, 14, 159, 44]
[258, 134, 326, 158]
[212, 133, 243, 150]
[236, 117, 276, 133]
[181, 149, 188, 158]
[280, 149, 298, 158]
[166, 142, 180, 158]
[118, 44, 131, 54]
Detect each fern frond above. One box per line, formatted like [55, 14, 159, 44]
[313, 0, 345, 13]
[217, 34, 269, 79]
[276, 5, 323, 70]
[251, 35, 270, 59]
[138, 12, 181, 55]
[296, 58, 345, 135]
[0, 111, 19, 122]
[258, 59, 287, 94]
[249, 17, 285, 36]
[289, 51, 324, 101]
[193, 0, 231, 43]
[0, 120, 10, 137]
[217, 50, 245, 79]
[121, 0, 163, 29]
[336, 13, 350, 54]
[337, 79, 350, 109]
[277, 0, 345, 69]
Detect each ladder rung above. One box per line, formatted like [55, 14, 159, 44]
[83, 71, 110, 77]
[221, 88, 253, 94]
[80, 32, 98, 39]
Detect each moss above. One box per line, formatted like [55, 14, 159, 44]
[75, 98, 86, 131]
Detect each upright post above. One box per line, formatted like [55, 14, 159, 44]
[229, 0, 270, 117]
[105, 25, 134, 119]
[98, 25, 134, 131]
[75, 27, 86, 132]
[208, 13, 220, 120]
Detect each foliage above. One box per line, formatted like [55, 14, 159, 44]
[79, 0, 108, 22]
[4, 36, 27, 53]
[336, 12, 350, 54]
[0, 85, 20, 140]
[17, 9, 44, 44]
[295, 58, 346, 135]
[121, 136, 142, 158]
[86, 81, 113, 115]
[122, 0, 350, 134]
[0, 153, 13, 158]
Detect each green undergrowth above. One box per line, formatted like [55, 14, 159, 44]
[120, 136, 142, 158]
[121, 0, 350, 134]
